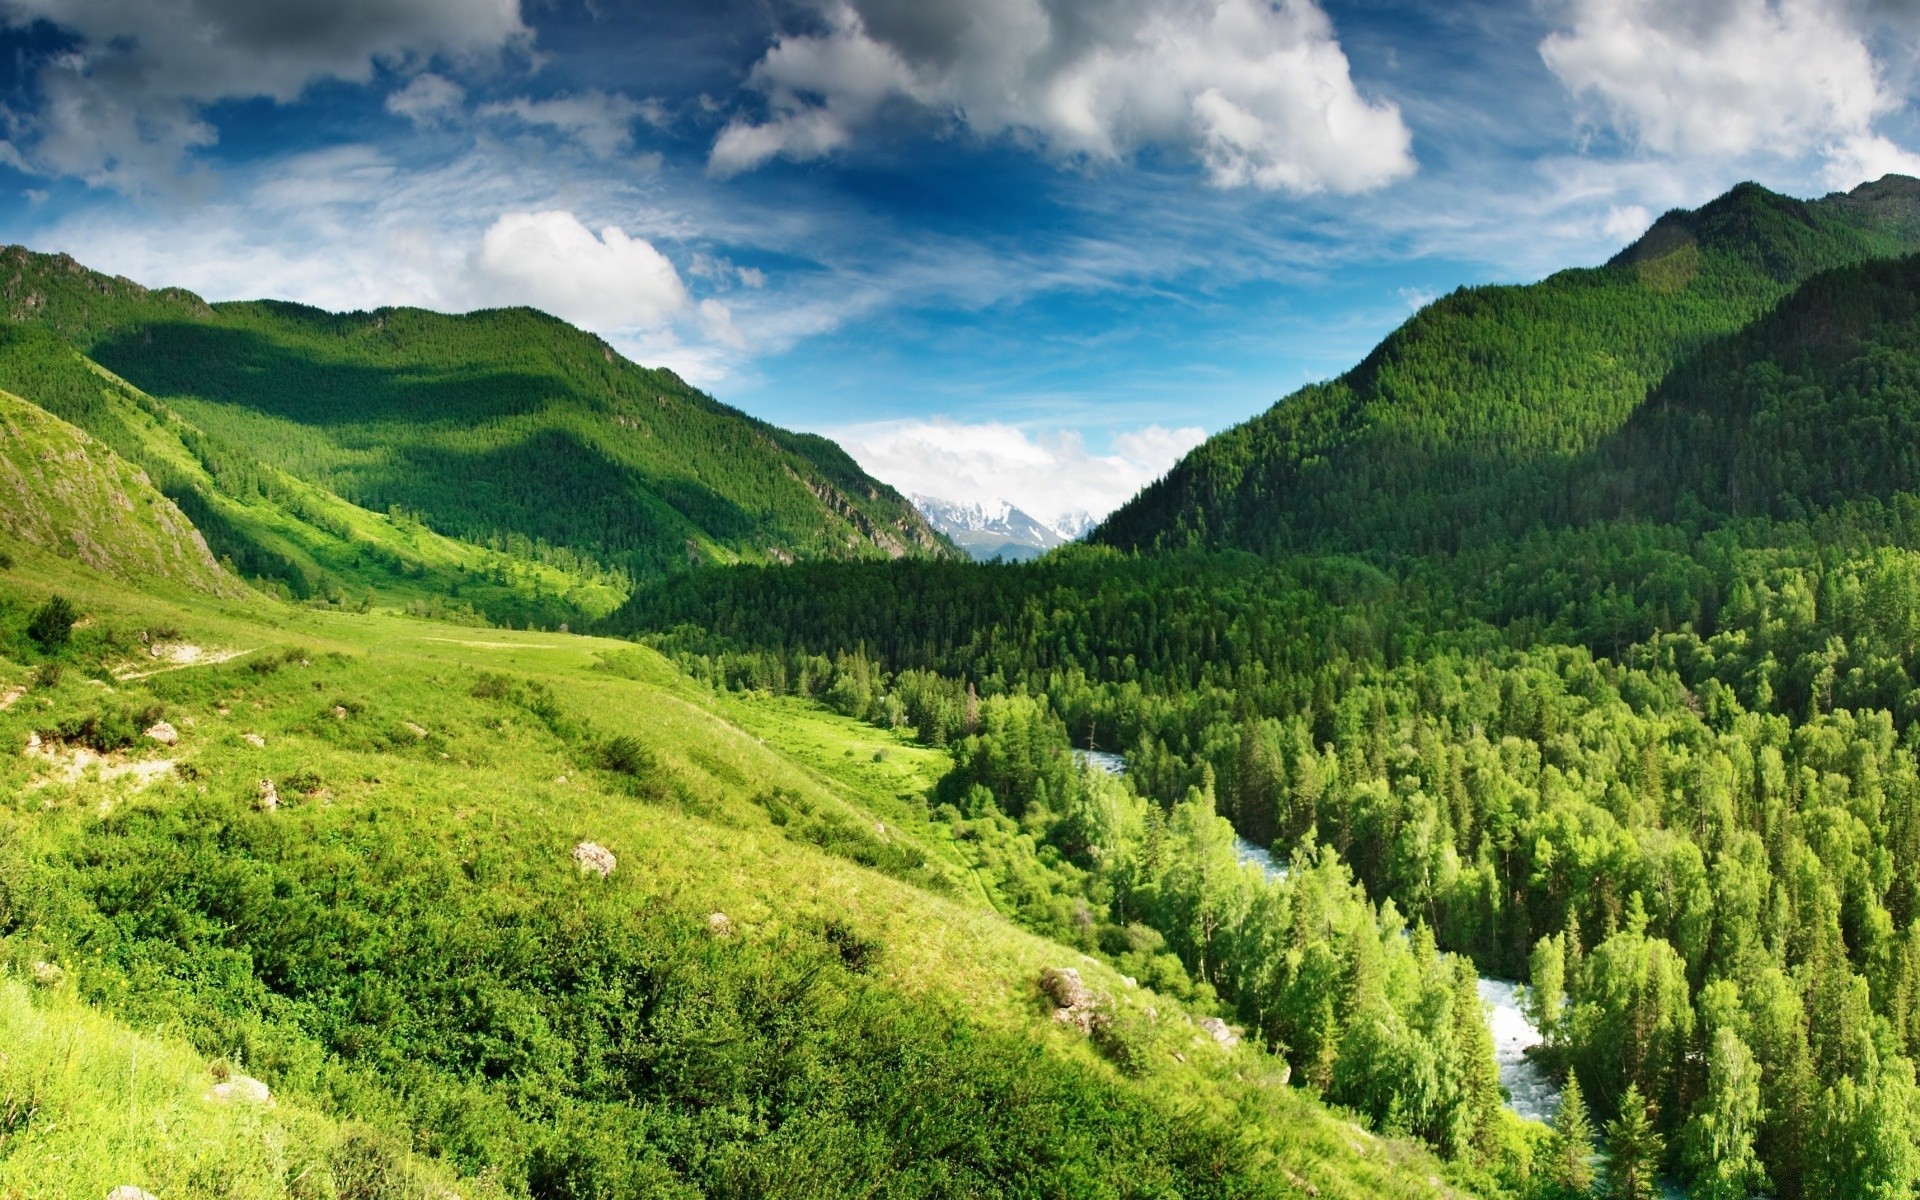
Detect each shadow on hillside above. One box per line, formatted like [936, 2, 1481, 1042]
[91, 321, 774, 564]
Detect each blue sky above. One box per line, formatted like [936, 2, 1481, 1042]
[1, 0, 1918, 525]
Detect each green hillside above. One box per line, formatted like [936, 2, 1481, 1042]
[1094, 175, 1920, 556]
[0, 244, 954, 619]
[0, 392, 1485, 1197]
[0, 385, 240, 598]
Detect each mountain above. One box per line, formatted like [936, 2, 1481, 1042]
[0, 245, 956, 619]
[911, 493, 1077, 561]
[0, 385, 241, 597]
[1093, 175, 1920, 557]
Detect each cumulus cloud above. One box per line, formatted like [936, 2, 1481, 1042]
[479, 91, 653, 158]
[832, 418, 1208, 527]
[710, 0, 1414, 194]
[0, 0, 529, 189]
[388, 72, 467, 125]
[1540, 0, 1920, 179]
[469, 210, 690, 329]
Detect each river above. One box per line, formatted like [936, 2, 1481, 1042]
[1072, 748, 1562, 1123]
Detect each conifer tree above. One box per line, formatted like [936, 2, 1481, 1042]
[1604, 1084, 1663, 1200]
[1544, 1073, 1597, 1198]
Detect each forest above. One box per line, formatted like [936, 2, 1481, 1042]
[607, 182, 1920, 1198]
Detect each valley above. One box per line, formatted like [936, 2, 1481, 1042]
[11, 174, 1920, 1199]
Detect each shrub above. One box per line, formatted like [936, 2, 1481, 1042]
[25, 595, 76, 650]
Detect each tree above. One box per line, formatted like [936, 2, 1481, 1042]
[1529, 932, 1567, 1048]
[1604, 1083, 1664, 1200]
[1682, 1029, 1767, 1200]
[1543, 1073, 1597, 1198]
[26, 593, 75, 650]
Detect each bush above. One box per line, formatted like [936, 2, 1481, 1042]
[25, 595, 76, 651]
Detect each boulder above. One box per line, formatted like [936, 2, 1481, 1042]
[1198, 1017, 1240, 1050]
[144, 721, 178, 746]
[332, 705, 348, 719]
[242, 732, 266, 748]
[206, 1074, 273, 1106]
[403, 721, 429, 739]
[707, 911, 733, 937]
[256, 778, 279, 812]
[1038, 967, 1094, 1010]
[573, 841, 616, 877]
[1040, 967, 1100, 1034]
[30, 960, 63, 987]
[106, 1188, 158, 1200]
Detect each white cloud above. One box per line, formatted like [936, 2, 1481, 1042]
[1601, 203, 1650, 242]
[710, 0, 1414, 194]
[388, 72, 467, 125]
[1821, 131, 1920, 188]
[831, 418, 1208, 527]
[1540, 0, 1915, 178]
[478, 91, 651, 158]
[469, 210, 690, 329]
[0, 0, 529, 190]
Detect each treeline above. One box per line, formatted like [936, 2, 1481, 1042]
[615, 510, 1920, 1195]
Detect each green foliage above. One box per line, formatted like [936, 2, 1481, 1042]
[1094, 177, 1920, 559]
[1541, 1075, 1595, 1199]
[25, 594, 75, 650]
[1601, 1085, 1662, 1200]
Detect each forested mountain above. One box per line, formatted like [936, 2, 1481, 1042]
[1095, 175, 1920, 556]
[611, 177, 1920, 1199]
[0, 245, 954, 615]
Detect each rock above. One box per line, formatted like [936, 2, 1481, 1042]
[707, 911, 733, 937]
[106, 1188, 158, 1200]
[242, 732, 265, 748]
[144, 721, 178, 746]
[30, 960, 62, 987]
[332, 705, 348, 719]
[1038, 967, 1094, 1010]
[216, 706, 230, 716]
[25, 731, 41, 751]
[0, 685, 24, 710]
[573, 841, 616, 877]
[256, 778, 279, 812]
[206, 1074, 273, 1106]
[403, 721, 429, 739]
[553, 775, 568, 784]
[1040, 966, 1100, 1034]
[1198, 1017, 1240, 1049]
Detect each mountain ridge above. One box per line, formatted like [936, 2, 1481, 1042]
[1092, 174, 1920, 558]
[0, 244, 958, 619]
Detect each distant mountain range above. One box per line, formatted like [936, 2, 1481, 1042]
[911, 494, 1093, 561]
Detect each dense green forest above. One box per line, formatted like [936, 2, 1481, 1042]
[611, 178, 1920, 1198]
[1094, 176, 1920, 558]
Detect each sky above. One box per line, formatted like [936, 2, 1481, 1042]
[0, 1, 1918, 529]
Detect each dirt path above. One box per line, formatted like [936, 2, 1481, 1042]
[114, 645, 257, 681]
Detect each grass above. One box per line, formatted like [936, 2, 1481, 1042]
[0, 533, 1483, 1199]
[0, 977, 489, 1200]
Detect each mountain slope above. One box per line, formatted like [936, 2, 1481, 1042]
[0, 384, 240, 597]
[1094, 175, 1920, 557]
[0, 245, 955, 605]
[0, 543, 1480, 1200]
[1567, 250, 1920, 525]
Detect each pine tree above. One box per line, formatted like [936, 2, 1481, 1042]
[1605, 1083, 1664, 1200]
[1544, 1073, 1597, 1198]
